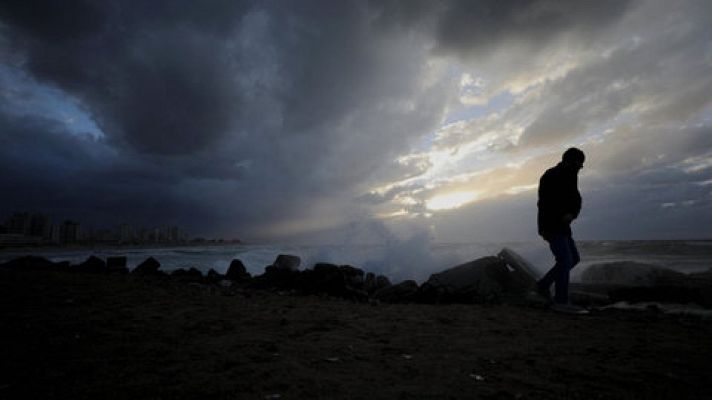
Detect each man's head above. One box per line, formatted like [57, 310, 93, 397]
[562, 147, 585, 171]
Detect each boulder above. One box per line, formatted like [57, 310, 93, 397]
[373, 280, 419, 303]
[419, 256, 512, 303]
[294, 263, 368, 300]
[75, 256, 106, 273]
[363, 272, 391, 294]
[249, 264, 301, 290]
[339, 265, 365, 289]
[272, 254, 301, 271]
[132, 257, 161, 275]
[171, 267, 204, 283]
[497, 248, 539, 290]
[375, 275, 391, 290]
[581, 262, 685, 286]
[206, 268, 224, 283]
[0, 256, 57, 271]
[364, 272, 376, 292]
[107, 256, 128, 274]
[298, 263, 341, 293]
[225, 259, 251, 282]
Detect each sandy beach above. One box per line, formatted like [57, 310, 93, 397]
[1, 266, 711, 400]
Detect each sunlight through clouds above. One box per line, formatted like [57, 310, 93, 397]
[426, 191, 479, 211]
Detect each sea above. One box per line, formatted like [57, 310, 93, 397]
[2, 240, 711, 283]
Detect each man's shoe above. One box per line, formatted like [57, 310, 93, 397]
[551, 303, 590, 315]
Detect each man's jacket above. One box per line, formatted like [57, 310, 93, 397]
[537, 162, 581, 239]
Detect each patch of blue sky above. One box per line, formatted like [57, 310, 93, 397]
[0, 64, 103, 139]
[415, 91, 515, 154]
[443, 91, 514, 125]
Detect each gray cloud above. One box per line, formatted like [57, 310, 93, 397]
[1, 0, 249, 154]
[0, 0, 710, 241]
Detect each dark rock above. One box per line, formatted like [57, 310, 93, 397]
[339, 265, 365, 289]
[249, 264, 301, 290]
[272, 254, 301, 271]
[75, 256, 106, 273]
[132, 257, 161, 275]
[226, 259, 251, 282]
[608, 285, 710, 307]
[375, 275, 391, 290]
[171, 267, 204, 283]
[581, 262, 685, 286]
[0, 256, 57, 271]
[107, 256, 128, 274]
[54, 261, 71, 271]
[206, 268, 224, 283]
[294, 263, 368, 301]
[419, 256, 512, 303]
[297, 263, 339, 293]
[373, 280, 419, 303]
[361, 273, 392, 294]
[248, 254, 301, 290]
[364, 272, 376, 292]
[497, 248, 539, 290]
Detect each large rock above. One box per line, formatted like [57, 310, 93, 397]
[206, 268, 224, 283]
[225, 259, 251, 282]
[296, 263, 368, 301]
[132, 257, 161, 275]
[0, 256, 58, 271]
[107, 256, 128, 274]
[581, 262, 685, 286]
[339, 265, 365, 289]
[598, 267, 712, 308]
[375, 275, 391, 290]
[272, 254, 301, 271]
[498, 248, 539, 290]
[363, 272, 393, 294]
[364, 272, 376, 292]
[419, 256, 513, 303]
[373, 280, 419, 303]
[171, 267, 204, 283]
[75, 256, 106, 273]
[248, 254, 302, 289]
[250, 266, 300, 290]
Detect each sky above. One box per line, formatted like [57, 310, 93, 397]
[1, 0, 711, 243]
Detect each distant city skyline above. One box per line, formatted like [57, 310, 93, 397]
[1, 1, 711, 243]
[0, 210, 203, 247]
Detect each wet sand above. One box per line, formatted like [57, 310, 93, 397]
[1, 268, 711, 399]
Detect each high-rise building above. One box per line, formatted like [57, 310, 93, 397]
[5, 212, 31, 235]
[49, 223, 61, 244]
[60, 220, 81, 244]
[30, 213, 51, 238]
[119, 223, 133, 244]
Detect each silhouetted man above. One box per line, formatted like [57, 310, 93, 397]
[536, 147, 588, 314]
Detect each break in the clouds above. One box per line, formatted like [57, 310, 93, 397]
[0, 0, 711, 241]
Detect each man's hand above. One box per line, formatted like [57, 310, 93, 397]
[562, 214, 575, 224]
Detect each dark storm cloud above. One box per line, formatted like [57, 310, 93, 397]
[373, 0, 632, 56]
[0, 0, 250, 154]
[1, 0, 710, 241]
[0, 0, 454, 237]
[435, 0, 631, 56]
[0, 108, 206, 226]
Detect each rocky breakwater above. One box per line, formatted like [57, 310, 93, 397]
[4, 250, 711, 310]
[580, 261, 712, 308]
[0, 250, 549, 305]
